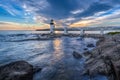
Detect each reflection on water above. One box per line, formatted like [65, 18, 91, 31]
[55, 31, 60, 34]
[54, 38, 62, 52]
[53, 38, 63, 61]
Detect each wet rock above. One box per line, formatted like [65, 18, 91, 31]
[73, 51, 82, 59]
[0, 61, 33, 80]
[84, 48, 88, 51]
[84, 51, 91, 56]
[33, 67, 42, 73]
[87, 43, 95, 47]
[96, 37, 105, 46]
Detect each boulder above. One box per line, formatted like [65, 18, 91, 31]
[83, 51, 91, 56]
[73, 51, 82, 59]
[0, 61, 33, 80]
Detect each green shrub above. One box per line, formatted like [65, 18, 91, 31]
[107, 32, 120, 35]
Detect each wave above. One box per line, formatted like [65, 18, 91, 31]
[0, 34, 52, 42]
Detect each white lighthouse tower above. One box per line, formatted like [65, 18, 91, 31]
[50, 19, 55, 34]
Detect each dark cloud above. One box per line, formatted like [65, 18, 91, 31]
[75, 2, 112, 18]
[22, 0, 116, 23]
[35, 0, 79, 19]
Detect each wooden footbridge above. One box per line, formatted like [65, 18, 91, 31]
[36, 26, 120, 35]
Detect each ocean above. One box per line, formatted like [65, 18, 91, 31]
[0, 30, 108, 80]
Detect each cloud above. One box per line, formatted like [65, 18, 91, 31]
[70, 6, 120, 27]
[0, 21, 21, 25]
[33, 15, 48, 23]
[0, 0, 120, 29]
[75, 2, 112, 18]
[0, 0, 24, 17]
[71, 9, 83, 14]
[0, 21, 49, 30]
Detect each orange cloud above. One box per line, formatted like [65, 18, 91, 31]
[70, 20, 90, 27]
[0, 22, 49, 30]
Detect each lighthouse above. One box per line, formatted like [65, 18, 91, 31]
[50, 19, 55, 34]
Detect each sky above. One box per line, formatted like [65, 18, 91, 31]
[0, 0, 120, 30]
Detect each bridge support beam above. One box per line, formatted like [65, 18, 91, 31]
[80, 29, 85, 36]
[50, 25, 54, 34]
[100, 28, 104, 35]
[64, 26, 68, 34]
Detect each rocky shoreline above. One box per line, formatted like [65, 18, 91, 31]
[83, 34, 120, 80]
